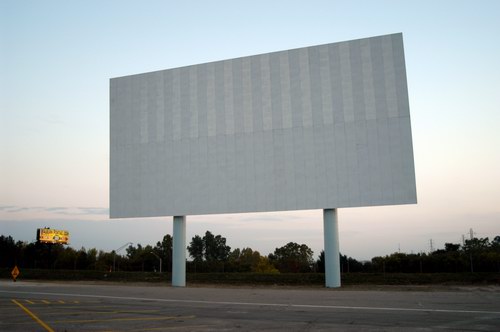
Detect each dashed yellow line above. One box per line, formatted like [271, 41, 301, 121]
[20, 299, 85, 305]
[130, 325, 212, 331]
[33, 309, 161, 316]
[52, 315, 195, 324]
[11, 299, 55, 332]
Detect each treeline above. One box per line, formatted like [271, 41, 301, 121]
[0, 234, 173, 273]
[368, 238, 500, 273]
[1, 232, 499, 273]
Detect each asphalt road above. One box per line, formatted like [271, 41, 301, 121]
[1, 280, 499, 331]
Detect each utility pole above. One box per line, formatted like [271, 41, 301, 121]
[419, 252, 423, 273]
[150, 251, 163, 273]
[468, 228, 475, 273]
[113, 242, 133, 272]
[429, 239, 434, 253]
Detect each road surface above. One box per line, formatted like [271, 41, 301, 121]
[1, 280, 499, 331]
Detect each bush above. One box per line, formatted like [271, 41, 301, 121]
[1, 268, 499, 286]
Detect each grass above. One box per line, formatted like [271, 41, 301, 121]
[1, 268, 499, 286]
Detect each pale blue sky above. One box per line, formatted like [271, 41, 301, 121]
[1, 1, 499, 260]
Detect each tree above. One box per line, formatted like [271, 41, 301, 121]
[204, 231, 231, 261]
[225, 247, 280, 273]
[462, 237, 497, 272]
[187, 231, 231, 262]
[316, 251, 325, 273]
[445, 243, 460, 252]
[316, 250, 365, 273]
[253, 256, 279, 273]
[87, 248, 98, 270]
[96, 250, 114, 271]
[155, 234, 173, 272]
[55, 247, 78, 269]
[0, 235, 18, 267]
[75, 248, 89, 270]
[125, 244, 144, 271]
[463, 237, 490, 252]
[239, 247, 261, 270]
[188, 235, 204, 262]
[228, 248, 241, 262]
[269, 242, 314, 273]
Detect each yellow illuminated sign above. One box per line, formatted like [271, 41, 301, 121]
[37, 228, 70, 244]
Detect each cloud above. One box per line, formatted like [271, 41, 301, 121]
[77, 207, 109, 215]
[0, 206, 30, 213]
[0, 206, 109, 217]
[45, 207, 67, 212]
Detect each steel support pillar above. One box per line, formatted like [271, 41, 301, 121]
[172, 215, 186, 287]
[323, 208, 341, 288]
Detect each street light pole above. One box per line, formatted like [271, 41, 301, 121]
[150, 251, 162, 273]
[113, 242, 133, 272]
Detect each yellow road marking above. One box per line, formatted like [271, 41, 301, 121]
[132, 326, 212, 331]
[58, 300, 65, 304]
[41, 300, 50, 304]
[12, 299, 55, 332]
[24, 300, 35, 304]
[34, 309, 161, 316]
[53, 315, 195, 324]
[74, 300, 80, 304]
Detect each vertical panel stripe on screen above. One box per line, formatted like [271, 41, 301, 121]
[299, 48, 313, 127]
[349, 39, 367, 123]
[339, 42, 354, 123]
[260, 54, 273, 130]
[155, 72, 165, 142]
[242, 57, 253, 133]
[163, 70, 174, 141]
[329, 43, 344, 124]
[279, 52, 293, 128]
[318, 45, 333, 125]
[232, 58, 243, 134]
[370, 36, 388, 120]
[288, 49, 303, 128]
[251, 56, 263, 132]
[214, 61, 226, 136]
[308, 46, 324, 128]
[180, 67, 190, 140]
[138, 75, 148, 144]
[360, 38, 376, 120]
[206, 63, 216, 137]
[224, 60, 235, 135]
[382, 35, 398, 118]
[392, 34, 410, 118]
[269, 53, 282, 130]
[189, 66, 198, 138]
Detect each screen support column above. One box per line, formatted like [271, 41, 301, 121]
[324, 209, 341, 287]
[172, 216, 186, 287]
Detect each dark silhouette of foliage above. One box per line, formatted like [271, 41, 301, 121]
[1, 233, 499, 274]
[268, 242, 314, 273]
[187, 231, 231, 263]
